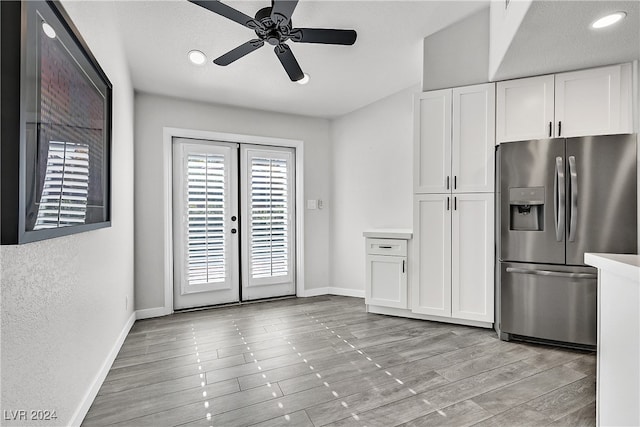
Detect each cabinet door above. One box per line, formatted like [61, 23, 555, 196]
[496, 75, 555, 143]
[414, 89, 451, 193]
[365, 255, 408, 309]
[412, 194, 452, 317]
[451, 193, 494, 322]
[555, 64, 631, 138]
[452, 83, 496, 193]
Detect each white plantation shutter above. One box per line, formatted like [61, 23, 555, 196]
[242, 146, 295, 297]
[185, 153, 227, 285]
[173, 141, 238, 300]
[250, 157, 290, 278]
[34, 141, 89, 229]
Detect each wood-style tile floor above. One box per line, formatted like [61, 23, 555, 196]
[83, 296, 596, 427]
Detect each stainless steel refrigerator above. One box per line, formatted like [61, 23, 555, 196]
[496, 134, 637, 347]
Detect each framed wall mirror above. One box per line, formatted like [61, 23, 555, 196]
[1, 0, 112, 244]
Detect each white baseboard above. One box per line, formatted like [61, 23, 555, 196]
[300, 287, 330, 297]
[136, 306, 173, 320]
[301, 287, 365, 298]
[328, 287, 365, 298]
[69, 311, 136, 426]
[367, 305, 493, 329]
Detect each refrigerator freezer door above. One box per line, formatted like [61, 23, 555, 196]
[500, 262, 597, 346]
[499, 138, 566, 264]
[565, 135, 637, 266]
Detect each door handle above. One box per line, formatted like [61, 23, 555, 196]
[506, 267, 596, 279]
[554, 156, 565, 242]
[548, 121, 552, 137]
[454, 197, 457, 211]
[402, 260, 405, 273]
[446, 197, 450, 211]
[446, 176, 450, 190]
[568, 156, 578, 242]
[558, 121, 562, 137]
[454, 176, 457, 190]
[231, 229, 237, 234]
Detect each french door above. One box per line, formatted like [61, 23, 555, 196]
[172, 138, 295, 310]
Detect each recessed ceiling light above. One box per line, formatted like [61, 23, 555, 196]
[42, 22, 56, 39]
[297, 73, 310, 85]
[591, 12, 627, 29]
[188, 50, 207, 65]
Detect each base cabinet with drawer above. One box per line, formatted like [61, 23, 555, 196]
[363, 231, 412, 310]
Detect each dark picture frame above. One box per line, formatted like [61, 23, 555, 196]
[1, 0, 113, 244]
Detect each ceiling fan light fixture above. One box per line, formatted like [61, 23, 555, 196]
[188, 49, 207, 65]
[296, 73, 310, 85]
[591, 12, 626, 29]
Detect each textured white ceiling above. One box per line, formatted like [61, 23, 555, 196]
[494, 0, 640, 81]
[112, 0, 488, 118]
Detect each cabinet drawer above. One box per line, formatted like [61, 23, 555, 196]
[366, 238, 407, 256]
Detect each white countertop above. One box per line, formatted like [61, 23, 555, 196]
[362, 228, 413, 239]
[584, 253, 640, 282]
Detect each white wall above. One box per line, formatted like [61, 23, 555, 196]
[329, 85, 417, 292]
[488, 0, 532, 80]
[423, 8, 490, 91]
[0, 2, 135, 426]
[134, 93, 331, 310]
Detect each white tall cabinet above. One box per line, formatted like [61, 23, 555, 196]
[412, 82, 495, 327]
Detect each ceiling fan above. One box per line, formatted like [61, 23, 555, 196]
[188, 0, 357, 82]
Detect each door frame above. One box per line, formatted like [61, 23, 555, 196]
[161, 127, 305, 314]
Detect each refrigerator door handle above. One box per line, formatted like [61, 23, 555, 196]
[568, 156, 578, 242]
[554, 156, 565, 242]
[505, 267, 597, 280]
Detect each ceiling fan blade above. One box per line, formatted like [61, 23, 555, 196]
[270, 0, 298, 25]
[274, 44, 304, 81]
[189, 0, 261, 29]
[214, 40, 264, 66]
[290, 28, 357, 45]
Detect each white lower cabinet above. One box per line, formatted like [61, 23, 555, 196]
[413, 193, 494, 324]
[412, 194, 452, 317]
[364, 233, 411, 309]
[366, 254, 407, 309]
[451, 194, 495, 322]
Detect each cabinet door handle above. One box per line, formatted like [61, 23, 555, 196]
[446, 197, 450, 211]
[454, 197, 457, 210]
[454, 176, 457, 190]
[402, 260, 405, 273]
[558, 121, 562, 136]
[446, 176, 450, 190]
[548, 121, 552, 137]
[378, 245, 392, 249]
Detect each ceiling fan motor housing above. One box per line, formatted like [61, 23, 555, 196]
[254, 7, 292, 45]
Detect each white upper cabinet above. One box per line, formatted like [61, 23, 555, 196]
[555, 64, 631, 138]
[414, 89, 451, 193]
[496, 75, 555, 143]
[452, 84, 496, 193]
[496, 63, 632, 143]
[415, 83, 495, 194]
